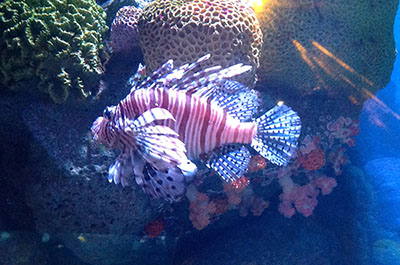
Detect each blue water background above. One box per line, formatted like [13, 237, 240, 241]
[350, 5, 400, 264]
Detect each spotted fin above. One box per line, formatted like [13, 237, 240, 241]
[135, 160, 196, 202]
[207, 145, 251, 182]
[251, 104, 301, 166]
[129, 147, 196, 202]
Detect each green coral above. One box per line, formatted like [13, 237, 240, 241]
[0, 0, 108, 103]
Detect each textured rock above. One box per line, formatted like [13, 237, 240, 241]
[0, 61, 177, 264]
[256, 0, 397, 106]
[21, 101, 163, 235]
[58, 233, 175, 265]
[0, 90, 163, 237]
[138, 0, 263, 87]
[0, 232, 49, 265]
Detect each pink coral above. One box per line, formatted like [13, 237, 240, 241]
[326, 117, 360, 147]
[237, 187, 269, 217]
[189, 193, 216, 230]
[278, 175, 337, 218]
[328, 147, 347, 175]
[311, 176, 337, 195]
[299, 135, 320, 155]
[110, 6, 142, 54]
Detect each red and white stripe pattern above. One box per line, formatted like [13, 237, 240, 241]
[113, 86, 256, 158]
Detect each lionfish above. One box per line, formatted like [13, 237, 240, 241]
[91, 55, 301, 202]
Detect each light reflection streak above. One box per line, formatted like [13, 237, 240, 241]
[291, 39, 400, 122]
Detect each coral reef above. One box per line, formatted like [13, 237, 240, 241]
[0, 0, 107, 103]
[260, 115, 359, 217]
[189, 192, 216, 230]
[181, 115, 359, 225]
[256, 0, 397, 106]
[186, 176, 269, 230]
[247, 155, 267, 173]
[111, 6, 142, 54]
[278, 173, 337, 218]
[137, 0, 263, 87]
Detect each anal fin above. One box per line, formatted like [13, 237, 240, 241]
[207, 145, 251, 182]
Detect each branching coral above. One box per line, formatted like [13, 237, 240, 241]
[278, 172, 337, 218]
[0, 0, 107, 103]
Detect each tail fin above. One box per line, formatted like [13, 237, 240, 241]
[251, 104, 301, 166]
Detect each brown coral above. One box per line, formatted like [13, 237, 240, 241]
[138, 0, 263, 87]
[255, 0, 397, 106]
[111, 6, 142, 53]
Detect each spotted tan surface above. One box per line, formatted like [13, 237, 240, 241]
[138, 0, 263, 88]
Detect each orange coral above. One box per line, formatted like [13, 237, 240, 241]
[213, 198, 229, 216]
[248, 155, 267, 173]
[223, 177, 250, 205]
[298, 148, 325, 171]
[189, 193, 216, 230]
[145, 219, 164, 238]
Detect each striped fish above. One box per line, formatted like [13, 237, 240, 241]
[91, 54, 301, 202]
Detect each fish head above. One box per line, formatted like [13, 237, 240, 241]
[91, 106, 119, 148]
[103, 106, 116, 120]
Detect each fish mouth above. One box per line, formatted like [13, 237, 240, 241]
[90, 116, 106, 140]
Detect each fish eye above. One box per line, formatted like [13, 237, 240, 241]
[103, 106, 114, 119]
